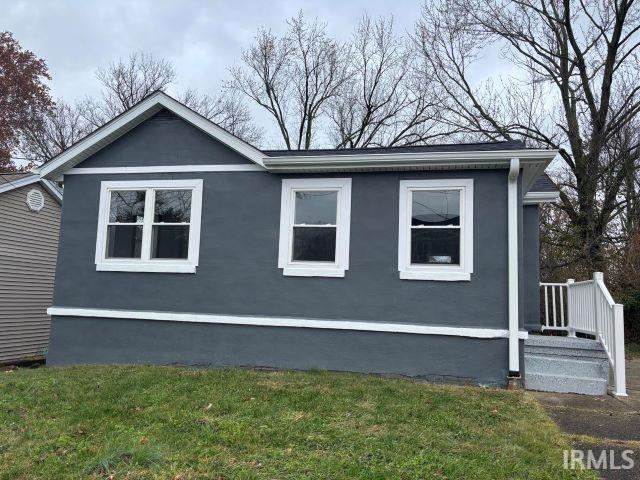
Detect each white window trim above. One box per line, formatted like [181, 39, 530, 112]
[95, 179, 203, 273]
[398, 179, 473, 281]
[278, 178, 352, 278]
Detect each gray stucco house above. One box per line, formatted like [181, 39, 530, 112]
[0, 172, 62, 364]
[39, 91, 561, 387]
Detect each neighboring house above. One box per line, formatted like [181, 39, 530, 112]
[0, 173, 62, 364]
[39, 91, 565, 387]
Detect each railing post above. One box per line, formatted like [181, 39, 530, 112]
[566, 279, 576, 337]
[613, 304, 627, 396]
[593, 272, 603, 338]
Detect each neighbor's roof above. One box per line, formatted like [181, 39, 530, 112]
[0, 172, 63, 203]
[0, 172, 33, 186]
[530, 172, 558, 192]
[37, 91, 558, 196]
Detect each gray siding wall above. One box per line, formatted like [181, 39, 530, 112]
[0, 183, 61, 363]
[54, 169, 510, 328]
[77, 109, 254, 168]
[48, 316, 511, 386]
[48, 112, 539, 382]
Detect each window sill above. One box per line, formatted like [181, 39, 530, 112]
[96, 262, 197, 274]
[282, 267, 346, 278]
[399, 270, 471, 281]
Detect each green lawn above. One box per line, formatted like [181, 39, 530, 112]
[0, 366, 594, 479]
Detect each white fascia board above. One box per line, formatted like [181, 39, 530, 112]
[40, 179, 63, 203]
[523, 191, 560, 204]
[262, 149, 557, 171]
[38, 91, 265, 180]
[0, 175, 40, 194]
[0, 175, 62, 204]
[48, 306, 529, 340]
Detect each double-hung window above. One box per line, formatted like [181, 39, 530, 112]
[398, 179, 473, 281]
[278, 178, 352, 277]
[95, 179, 203, 273]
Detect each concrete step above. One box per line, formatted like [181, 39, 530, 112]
[524, 335, 601, 350]
[524, 335, 608, 360]
[524, 334, 610, 395]
[525, 354, 609, 378]
[525, 372, 608, 395]
[524, 345, 609, 359]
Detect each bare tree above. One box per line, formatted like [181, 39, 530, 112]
[228, 12, 351, 149]
[19, 99, 91, 164]
[180, 89, 262, 144]
[415, 0, 640, 272]
[15, 52, 262, 163]
[328, 15, 449, 148]
[81, 52, 176, 128]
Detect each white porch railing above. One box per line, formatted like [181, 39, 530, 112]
[540, 272, 627, 396]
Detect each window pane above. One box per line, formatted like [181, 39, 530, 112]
[292, 227, 336, 262]
[154, 189, 192, 223]
[109, 191, 146, 223]
[294, 191, 337, 225]
[151, 225, 190, 259]
[411, 190, 460, 226]
[106, 225, 143, 258]
[411, 228, 460, 265]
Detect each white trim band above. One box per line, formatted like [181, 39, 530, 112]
[66, 164, 264, 175]
[47, 306, 528, 340]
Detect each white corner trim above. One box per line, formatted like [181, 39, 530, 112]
[508, 158, 520, 374]
[47, 306, 529, 340]
[95, 179, 203, 274]
[277, 178, 352, 277]
[523, 191, 560, 204]
[66, 164, 264, 175]
[397, 179, 474, 281]
[39, 91, 265, 180]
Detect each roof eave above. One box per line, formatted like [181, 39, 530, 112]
[263, 149, 557, 194]
[0, 175, 40, 194]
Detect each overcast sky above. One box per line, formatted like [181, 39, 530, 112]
[3, 0, 518, 151]
[3, 1, 425, 100]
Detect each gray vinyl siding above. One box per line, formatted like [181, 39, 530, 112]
[0, 183, 61, 363]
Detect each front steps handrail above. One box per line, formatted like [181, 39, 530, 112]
[540, 272, 627, 397]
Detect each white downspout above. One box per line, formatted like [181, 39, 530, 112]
[508, 158, 520, 376]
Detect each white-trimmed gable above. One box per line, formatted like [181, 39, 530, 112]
[38, 91, 266, 180]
